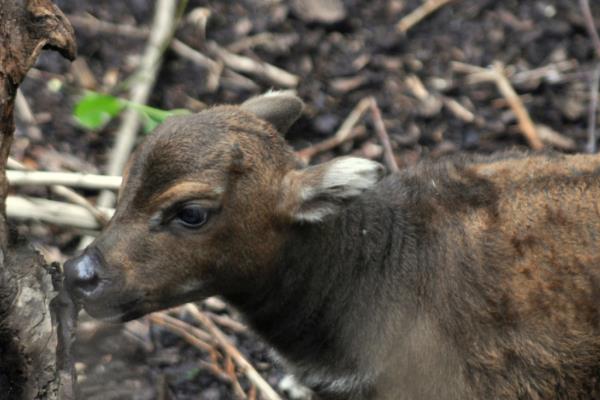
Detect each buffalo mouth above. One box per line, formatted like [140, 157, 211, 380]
[81, 287, 212, 322]
[81, 297, 144, 322]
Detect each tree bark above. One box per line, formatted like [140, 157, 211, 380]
[0, 1, 78, 399]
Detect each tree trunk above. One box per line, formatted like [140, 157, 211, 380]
[0, 1, 78, 399]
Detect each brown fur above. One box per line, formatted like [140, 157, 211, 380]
[65, 95, 600, 399]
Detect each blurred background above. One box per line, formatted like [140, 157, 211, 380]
[10, 0, 600, 398]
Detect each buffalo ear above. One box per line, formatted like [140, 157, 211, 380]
[241, 91, 304, 135]
[279, 157, 385, 223]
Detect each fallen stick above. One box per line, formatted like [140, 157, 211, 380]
[450, 61, 487, 74]
[51, 185, 110, 226]
[81, 0, 178, 249]
[96, 0, 178, 210]
[170, 39, 223, 91]
[208, 312, 247, 333]
[454, 61, 544, 150]
[510, 60, 579, 85]
[586, 64, 600, 153]
[535, 124, 576, 151]
[453, 60, 579, 87]
[67, 14, 148, 39]
[185, 303, 282, 400]
[224, 354, 248, 400]
[148, 312, 215, 353]
[580, 0, 600, 59]
[68, 14, 224, 92]
[396, 0, 456, 33]
[491, 62, 543, 150]
[369, 98, 399, 173]
[7, 170, 122, 190]
[404, 74, 442, 116]
[296, 97, 372, 163]
[580, 0, 600, 153]
[68, 13, 292, 91]
[208, 41, 299, 88]
[7, 196, 114, 230]
[15, 89, 42, 140]
[8, 158, 111, 226]
[442, 97, 476, 123]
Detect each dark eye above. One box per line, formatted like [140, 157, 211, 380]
[175, 204, 209, 229]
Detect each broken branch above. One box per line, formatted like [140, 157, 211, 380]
[96, 0, 178, 210]
[369, 98, 399, 173]
[579, 0, 600, 59]
[297, 97, 372, 163]
[586, 64, 600, 153]
[454, 61, 544, 150]
[185, 304, 282, 400]
[7, 170, 122, 190]
[7, 196, 114, 230]
[491, 62, 544, 150]
[208, 41, 299, 88]
[396, 0, 456, 34]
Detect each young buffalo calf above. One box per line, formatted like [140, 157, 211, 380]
[65, 92, 600, 399]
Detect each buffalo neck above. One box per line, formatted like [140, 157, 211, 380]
[225, 186, 421, 383]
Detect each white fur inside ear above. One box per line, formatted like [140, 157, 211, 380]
[294, 157, 384, 223]
[321, 157, 384, 197]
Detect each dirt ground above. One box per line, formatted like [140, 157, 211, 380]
[10, 0, 600, 399]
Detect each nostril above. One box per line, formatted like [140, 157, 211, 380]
[74, 267, 100, 292]
[64, 252, 102, 295]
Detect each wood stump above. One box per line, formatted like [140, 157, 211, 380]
[0, 1, 78, 399]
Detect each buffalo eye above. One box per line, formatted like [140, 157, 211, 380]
[175, 204, 209, 229]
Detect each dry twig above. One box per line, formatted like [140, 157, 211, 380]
[67, 14, 147, 39]
[225, 355, 248, 399]
[208, 42, 299, 88]
[15, 90, 42, 140]
[535, 125, 576, 151]
[454, 61, 544, 150]
[297, 97, 372, 163]
[396, 0, 456, 33]
[442, 97, 476, 123]
[185, 304, 282, 400]
[7, 196, 114, 230]
[80, 0, 179, 249]
[8, 158, 111, 226]
[96, 0, 178, 210]
[7, 170, 121, 190]
[170, 39, 223, 91]
[580, 0, 600, 153]
[148, 312, 253, 398]
[208, 312, 247, 334]
[148, 312, 215, 353]
[511, 60, 579, 86]
[580, 0, 600, 59]
[51, 185, 110, 226]
[587, 65, 600, 153]
[491, 62, 543, 150]
[68, 14, 225, 92]
[369, 98, 399, 173]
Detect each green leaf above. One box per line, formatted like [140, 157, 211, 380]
[73, 92, 125, 130]
[126, 102, 190, 133]
[73, 90, 191, 133]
